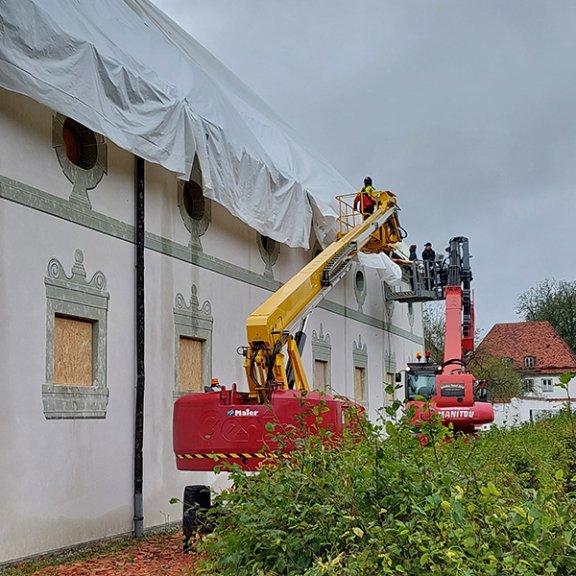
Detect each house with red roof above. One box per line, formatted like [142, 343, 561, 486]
[478, 321, 576, 425]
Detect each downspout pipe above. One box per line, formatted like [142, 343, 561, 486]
[134, 156, 145, 538]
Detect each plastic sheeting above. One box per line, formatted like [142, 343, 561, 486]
[0, 0, 354, 248]
[356, 252, 403, 287]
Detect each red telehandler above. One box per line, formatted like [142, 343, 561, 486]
[402, 237, 493, 434]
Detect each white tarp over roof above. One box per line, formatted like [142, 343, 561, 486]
[0, 0, 354, 248]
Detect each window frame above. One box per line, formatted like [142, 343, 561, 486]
[353, 335, 369, 407]
[52, 113, 107, 209]
[523, 378, 535, 394]
[173, 285, 213, 399]
[312, 323, 331, 392]
[177, 155, 210, 251]
[44, 250, 109, 419]
[541, 378, 554, 393]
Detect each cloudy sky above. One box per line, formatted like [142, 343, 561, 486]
[150, 0, 575, 336]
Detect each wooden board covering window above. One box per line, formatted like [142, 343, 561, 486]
[314, 359, 327, 392]
[386, 372, 395, 403]
[354, 367, 365, 402]
[179, 337, 203, 392]
[54, 315, 93, 386]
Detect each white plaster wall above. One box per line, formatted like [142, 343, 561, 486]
[0, 202, 136, 562]
[0, 90, 424, 564]
[143, 160, 258, 272]
[492, 374, 576, 428]
[202, 202, 256, 270]
[143, 162, 188, 249]
[524, 374, 576, 397]
[0, 87, 136, 226]
[88, 140, 135, 225]
[493, 397, 566, 428]
[0, 88, 69, 201]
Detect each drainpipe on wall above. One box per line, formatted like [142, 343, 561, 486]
[134, 156, 145, 538]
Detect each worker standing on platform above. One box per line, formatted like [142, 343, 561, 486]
[422, 242, 436, 291]
[422, 242, 436, 262]
[354, 176, 377, 218]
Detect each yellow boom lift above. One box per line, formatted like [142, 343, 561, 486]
[173, 190, 404, 472]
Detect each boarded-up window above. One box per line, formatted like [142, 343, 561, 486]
[54, 315, 93, 386]
[354, 367, 365, 402]
[386, 372, 395, 403]
[314, 359, 327, 392]
[179, 337, 203, 393]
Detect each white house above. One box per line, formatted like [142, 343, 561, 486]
[478, 321, 576, 426]
[0, 0, 424, 565]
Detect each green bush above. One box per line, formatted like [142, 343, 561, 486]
[196, 406, 576, 575]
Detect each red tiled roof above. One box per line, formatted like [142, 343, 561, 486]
[477, 321, 576, 374]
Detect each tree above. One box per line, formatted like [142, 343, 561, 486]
[467, 351, 523, 402]
[422, 303, 444, 363]
[423, 302, 484, 364]
[516, 279, 576, 353]
[424, 302, 523, 401]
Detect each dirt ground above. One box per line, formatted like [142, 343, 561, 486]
[5, 532, 199, 576]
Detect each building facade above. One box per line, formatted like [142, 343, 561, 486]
[0, 84, 424, 563]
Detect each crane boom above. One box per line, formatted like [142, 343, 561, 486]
[443, 286, 465, 365]
[244, 191, 402, 402]
[246, 195, 401, 347]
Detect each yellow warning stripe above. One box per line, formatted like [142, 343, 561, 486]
[177, 452, 291, 460]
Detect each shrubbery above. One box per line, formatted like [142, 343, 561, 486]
[195, 398, 576, 575]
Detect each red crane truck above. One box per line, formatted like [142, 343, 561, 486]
[404, 237, 493, 434]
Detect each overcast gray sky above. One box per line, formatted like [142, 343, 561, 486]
[150, 0, 575, 336]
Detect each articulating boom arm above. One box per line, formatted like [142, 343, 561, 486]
[443, 236, 474, 368]
[244, 191, 402, 403]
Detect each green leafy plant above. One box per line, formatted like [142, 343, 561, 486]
[195, 401, 576, 575]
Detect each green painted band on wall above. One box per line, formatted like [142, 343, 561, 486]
[0, 175, 424, 346]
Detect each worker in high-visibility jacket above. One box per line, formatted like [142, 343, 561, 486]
[353, 176, 378, 218]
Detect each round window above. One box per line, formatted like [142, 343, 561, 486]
[182, 180, 205, 221]
[62, 118, 98, 170]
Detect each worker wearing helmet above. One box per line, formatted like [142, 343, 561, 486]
[353, 176, 378, 218]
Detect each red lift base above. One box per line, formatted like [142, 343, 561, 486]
[173, 385, 359, 471]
